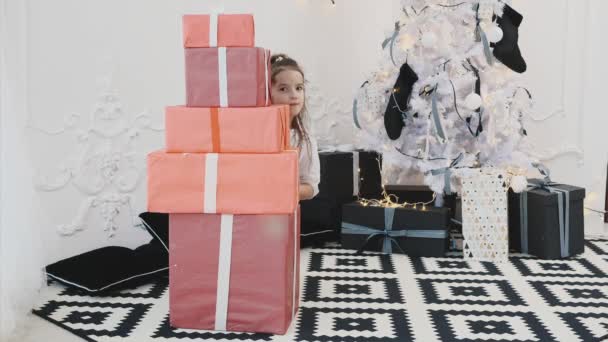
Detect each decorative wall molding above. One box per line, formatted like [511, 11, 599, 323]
[31, 82, 163, 237]
[527, 0, 568, 123]
[524, 0, 588, 165]
[306, 73, 354, 148]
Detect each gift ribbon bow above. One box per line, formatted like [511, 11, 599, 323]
[341, 207, 447, 254]
[429, 153, 464, 195]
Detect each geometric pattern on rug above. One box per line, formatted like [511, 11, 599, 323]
[32, 238, 608, 341]
[557, 312, 608, 342]
[296, 307, 412, 342]
[429, 309, 555, 342]
[411, 256, 502, 276]
[303, 276, 403, 304]
[418, 278, 526, 306]
[586, 239, 608, 261]
[529, 280, 608, 307]
[33, 300, 151, 339]
[307, 251, 395, 274]
[510, 256, 606, 278]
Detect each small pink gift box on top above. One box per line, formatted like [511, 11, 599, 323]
[183, 14, 255, 48]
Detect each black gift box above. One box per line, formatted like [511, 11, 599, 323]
[300, 198, 342, 247]
[508, 182, 585, 259]
[341, 202, 450, 257]
[300, 150, 383, 247]
[384, 185, 458, 217]
[316, 150, 383, 201]
[358, 151, 384, 199]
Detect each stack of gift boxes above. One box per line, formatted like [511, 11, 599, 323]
[147, 14, 299, 334]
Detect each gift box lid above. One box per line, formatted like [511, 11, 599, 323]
[342, 201, 450, 231]
[525, 180, 586, 206]
[319, 151, 351, 158]
[182, 14, 255, 48]
[384, 185, 434, 200]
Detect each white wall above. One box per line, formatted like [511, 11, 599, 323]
[514, 0, 608, 237]
[20, 0, 607, 264]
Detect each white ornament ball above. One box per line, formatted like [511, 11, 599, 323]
[421, 32, 438, 48]
[464, 93, 482, 110]
[486, 24, 503, 43]
[510, 175, 528, 193]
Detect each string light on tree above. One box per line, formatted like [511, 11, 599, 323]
[354, 0, 534, 198]
[398, 33, 416, 51]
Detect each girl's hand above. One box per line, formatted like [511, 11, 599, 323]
[299, 184, 314, 200]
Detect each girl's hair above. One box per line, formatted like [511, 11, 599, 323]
[270, 53, 311, 154]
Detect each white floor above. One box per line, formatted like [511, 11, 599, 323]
[10, 314, 83, 342]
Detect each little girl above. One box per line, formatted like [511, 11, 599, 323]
[270, 54, 320, 200]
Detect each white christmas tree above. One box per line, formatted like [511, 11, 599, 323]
[354, 0, 536, 204]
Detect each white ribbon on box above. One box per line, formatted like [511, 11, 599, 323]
[216, 47, 270, 108]
[218, 48, 229, 107]
[204, 153, 219, 213]
[214, 214, 233, 331]
[209, 13, 219, 47]
[213, 209, 299, 331]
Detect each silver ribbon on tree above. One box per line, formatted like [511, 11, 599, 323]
[352, 81, 369, 130]
[381, 21, 402, 67]
[342, 207, 447, 254]
[431, 85, 448, 143]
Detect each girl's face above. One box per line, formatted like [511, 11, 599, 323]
[271, 69, 305, 119]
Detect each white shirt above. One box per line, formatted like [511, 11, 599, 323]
[291, 130, 320, 197]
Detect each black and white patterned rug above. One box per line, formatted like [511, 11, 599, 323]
[33, 239, 608, 341]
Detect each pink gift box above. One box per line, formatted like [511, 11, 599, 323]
[169, 210, 300, 334]
[165, 105, 291, 153]
[183, 14, 255, 48]
[146, 150, 298, 214]
[185, 47, 270, 107]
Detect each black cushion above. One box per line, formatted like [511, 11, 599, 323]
[139, 212, 169, 251]
[45, 241, 168, 294]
